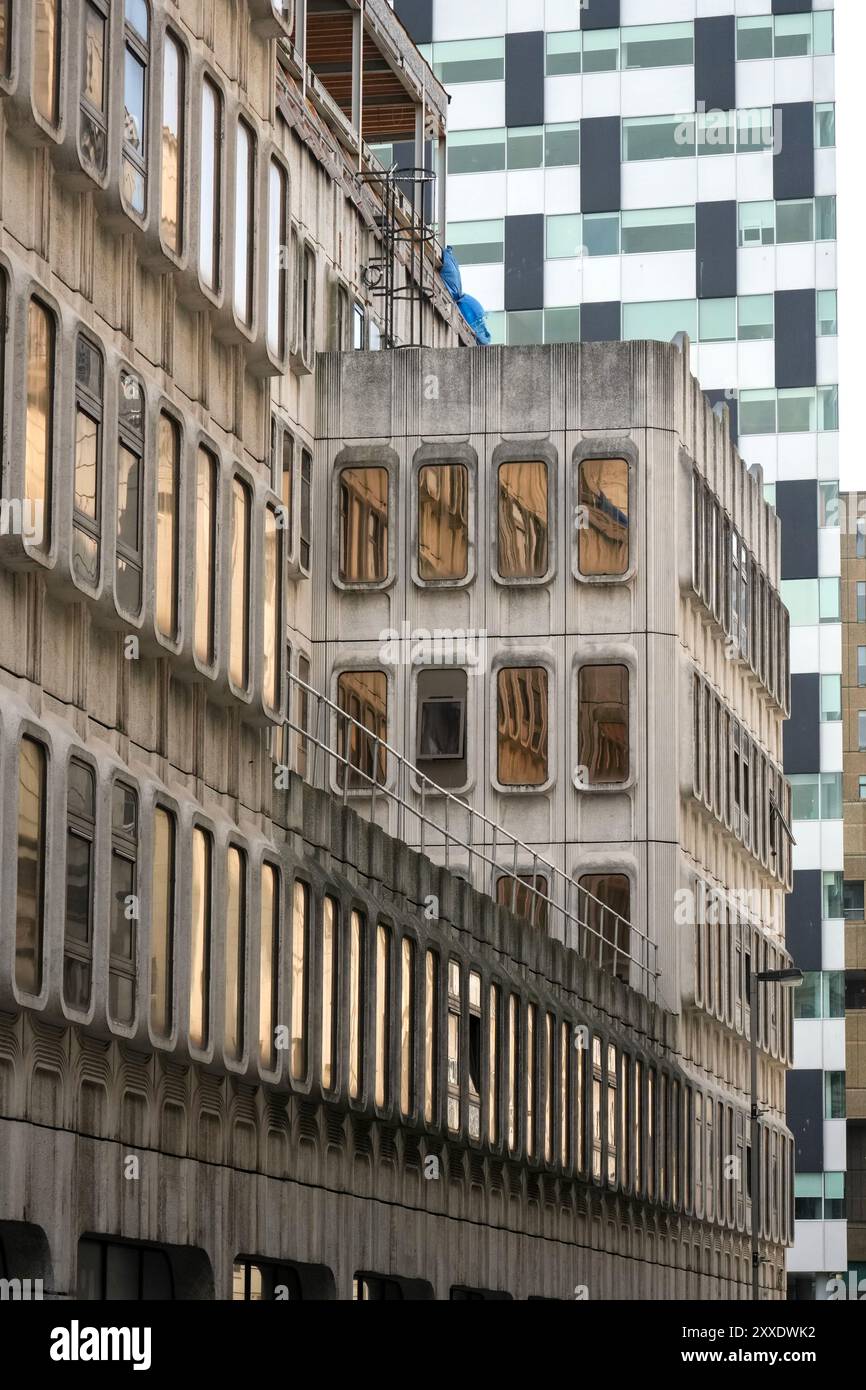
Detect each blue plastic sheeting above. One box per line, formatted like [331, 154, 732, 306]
[457, 294, 492, 345]
[441, 247, 492, 345]
[441, 246, 463, 300]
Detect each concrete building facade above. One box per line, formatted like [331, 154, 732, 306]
[0, 0, 794, 1300]
[391, 0, 843, 1300]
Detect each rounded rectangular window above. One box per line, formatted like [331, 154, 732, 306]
[199, 76, 222, 291]
[225, 846, 246, 1062]
[34, 0, 61, 126]
[349, 910, 365, 1100]
[64, 758, 95, 1010]
[578, 665, 629, 785]
[73, 335, 103, 587]
[418, 463, 468, 581]
[263, 506, 282, 710]
[194, 446, 217, 666]
[122, 1, 149, 215]
[234, 119, 256, 325]
[117, 370, 145, 617]
[109, 782, 139, 1026]
[161, 31, 184, 254]
[578, 458, 629, 576]
[578, 873, 631, 982]
[190, 826, 212, 1049]
[291, 880, 309, 1080]
[267, 158, 288, 357]
[16, 737, 48, 995]
[337, 670, 387, 787]
[81, 1, 109, 173]
[375, 924, 391, 1108]
[259, 863, 279, 1071]
[150, 805, 175, 1037]
[26, 298, 55, 552]
[497, 461, 548, 579]
[400, 936, 415, 1116]
[156, 413, 180, 641]
[339, 467, 389, 583]
[496, 667, 549, 786]
[229, 478, 251, 689]
[321, 896, 338, 1090]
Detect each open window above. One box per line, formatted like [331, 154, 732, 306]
[415, 669, 467, 790]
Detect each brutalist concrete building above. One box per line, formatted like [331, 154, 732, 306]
[391, 0, 843, 1301]
[0, 0, 794, 1300]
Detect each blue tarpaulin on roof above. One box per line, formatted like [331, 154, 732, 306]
[441, 246, 463, 300]
[441, 246, 492, 346]
[456, 294, 492, 345]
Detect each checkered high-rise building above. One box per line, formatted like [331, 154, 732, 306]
[392, 0, 843, 1300]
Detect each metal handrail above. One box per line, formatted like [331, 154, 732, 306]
[280, 672, 660, 1001]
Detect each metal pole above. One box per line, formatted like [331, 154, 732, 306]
[750, 973, 761, 1301]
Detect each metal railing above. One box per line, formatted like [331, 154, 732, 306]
[280, 672, 660, 1001]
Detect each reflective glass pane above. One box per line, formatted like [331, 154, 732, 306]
[337, 671, 387, 787]
[446, 219, 503, 266]
[150, 807, 174, 1037]
[16, 739, 46, 994]
[738, 294, 774, 341]
[321, 897, 337, 1089]
[544, 307, 580, 343]
[194, 448, 216, 666]
[776, 200, 813, 244]
[34, 0, 60, 125]
[497, 461, 548, 578]
[546, 214, 582, 260]
[622, 22, 693, 70]
[578, 665, 629, 784]
[432, 37, 504, 84]
[224, 846, 245, 1061]
[267, 160, 287, 356]
[259, 865, 278, 1070]
[339, 467, 389, 582]
[161, 33, 182, 253]
[375, 924, 390, 1107]
[546, 31, 580, 76]
[544, 121, 580, 167]
[583, 212, 619, 257]
[699, 299, 736, 343]
[117, 444, 141, 553]
[496, 667, 549, 786]
[418, 464, 468, 582]
[26, 300, 53, 548]
[123, 49, 146, 155]
[447, 128, 505, 175]
[156, 414, 179, 640]
[291, 880, 308, 1080]
[234, 121, 255, 323]
[507, 127, 543, 170]
[621, 206, 695, 254]
[126, 0, 149, 41]
[578, 458, 629, 576]
[230, 479, 250, 688]
[190, 828, 211, 1049]
[199, 78, 221, 290]
[84, 2, 107, 111]
[263, 508, 281, 709]
[622, 299, 697, 343]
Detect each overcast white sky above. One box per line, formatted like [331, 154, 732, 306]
[835, 0, 861, 494]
